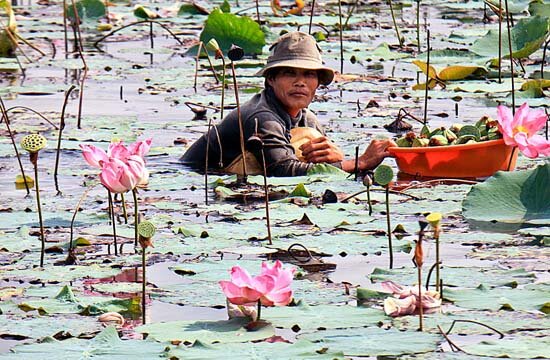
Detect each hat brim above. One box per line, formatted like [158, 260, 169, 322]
[256, 59, 335, 86]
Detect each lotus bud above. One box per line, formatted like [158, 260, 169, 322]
[98, 312, 125, 326]
[362, 173, 372, 187]
[206, 38, 224, 59]
[428, 135, 448, 146]
[228, 44, 244, 61]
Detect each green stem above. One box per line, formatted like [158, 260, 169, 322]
[133, 188, 139, 249]
[142, 246, 146, 324]
[34, 160, 45, 268]
[389, 0, 403, 47]
[435, 227, 440, 292]
[108, 190, 118, 256]
[120, 193, 128, 224]
[386, 187, 393, 269]
[418, 266, 423, 331]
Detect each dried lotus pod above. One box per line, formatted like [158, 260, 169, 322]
[428, 135, 449, 146]
[412, 138, 430, 147]
[457, 125, 481, 141]
[21, 134, 47, 153]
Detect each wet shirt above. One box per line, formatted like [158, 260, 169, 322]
[181, 87, 338, 177]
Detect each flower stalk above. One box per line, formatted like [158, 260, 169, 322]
[21, 134, 47, 267]
[426, 212, 442, 291]
[415, 220, 428, 331]
[374, 165, 394, 269]
[138, 221, 156, 325]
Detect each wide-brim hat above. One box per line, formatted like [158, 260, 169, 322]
[256, 31, 335, 86]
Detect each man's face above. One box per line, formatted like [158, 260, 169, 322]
[267, 67, 319, 117]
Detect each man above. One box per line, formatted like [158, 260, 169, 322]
[182, 31, 396, 177]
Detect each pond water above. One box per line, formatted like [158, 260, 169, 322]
[0, 0, 549, 359]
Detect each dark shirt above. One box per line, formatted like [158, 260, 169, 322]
[181, 87, 332, 177]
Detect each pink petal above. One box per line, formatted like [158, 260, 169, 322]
[381, 281, 411, 298]
[230, 266, 255, 287]
[527, 135, 550, 157]
[99, 163, 128, 193]
[513, 102, 530, 128]
[80, 144, 108, 168]
[128, 138, 152, 158]
[523, 108, 547, 134]
[261, 287, 293, 307]
[108, 141, 131, 161]
[384, 295, 416, 317]
[219, 281, 261, 305]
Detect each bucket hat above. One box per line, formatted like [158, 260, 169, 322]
[256, 31, 335, 86]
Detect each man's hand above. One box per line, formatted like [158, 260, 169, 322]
[299, 136, 344, 163]
[342, 139, 397, 172]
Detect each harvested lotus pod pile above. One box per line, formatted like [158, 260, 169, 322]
[396, 116, 503, 147]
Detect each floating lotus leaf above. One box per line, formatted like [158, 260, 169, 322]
[462, 163, 550, 225]
[471, 16, 550, 60]
[199, 9, 265, 55]
[0, 326, 167, 359]
[167, 339, 344, 359]
[300, 327, 442, 357]
[462, 331, 550, 359]
[135, 318, 274, 343]
[20, 134, 47, 153]
[529, 1, 550, 17]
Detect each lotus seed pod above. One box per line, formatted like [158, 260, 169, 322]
[396, 136, 411, 147]
[426, 212, 442, 228]
[429, 127, 445, 138]
[457, 125, 481, 141]
[21, 134, 47, 153]
[412, 138, 430, 147]
[449, 123, 463, 134]
[420, 125, 431, 138]
[373, 165, 394, 186]
[443, 129, 457, 143]
[138, 221, 156, 239]
[456, 135, 477, 144]
[227, 44, 244, 61]
[487, 127, 502, 140]
[428, 135, 449, 147]
[475, 115, 490, 129]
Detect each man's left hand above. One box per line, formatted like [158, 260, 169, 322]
[300, 136, 344, 163]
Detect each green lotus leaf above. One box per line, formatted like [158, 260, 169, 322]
[471, 16, 550, 60]
[66, 0, 105, 21]
[300, 327, 442, 357]
[135, 317, 274, 343]
[167, 339, 345, 360]
[462, 163, 550, 225]
[133, 5, 159, 19]
[199, 9, 265, 55]
[529, 1, 550, 18]
[0, 326, 167, 359]
[462, 332, 550, 359]
[289, 183, 311, 197]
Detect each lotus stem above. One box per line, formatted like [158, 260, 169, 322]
[344, 0, 359, 29]
[418, 264, 423, 331]
[437, 325, 464, 352]
[446, 319, 504, 339]
[194, 42, 203, 91]
[506, 146, 517, 171]
[389, 0, 403, 47]
[261, 148, 272, 245]
[366, 181, 372, 216]
[32, 159, 46, 267]
[338, 0, 344, 74]
[71, 0, 87, 129]
[133, 188, 139, 249]
[54, 85, 76, 195]
[4, 107, 58, 129]
[93, 20, 184, 49]
[354, 146, 359, 181]
[256, 299, 262, 322]
[120, 193, 128, 224]
[106, 190, 113, 255]
[385, 187, 393, 269]
[416, 0, 420, 50]
[63, 0, 68, 58]
[423, 29, 430, 124]
[149, 21, 154, 48]
[0, 97, 30, 195]
[141, 245, 146, 324]
[68, 184, 94, 257]
[308, 0, 316, 34]
[434, 226, 440, 292]
[425, 260, 441, 290]
[504, 0, 515, 113]
[230, 60, 248, 182]
[255, 0, 260, 23]
[542, 39, 549, 80]
[498, 0, 502, 83]
[108, 191, 118, 256]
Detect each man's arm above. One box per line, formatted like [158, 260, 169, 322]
[300, 138, 396, 172]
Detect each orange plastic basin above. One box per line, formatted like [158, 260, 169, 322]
[388, 139, 518, 178]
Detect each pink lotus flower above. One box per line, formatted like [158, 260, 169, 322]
[496, 103, 550, 159]
[80, 138, 152, 168]
[99, 156, 147, 194]
[381, 281, 441, 317]
[219, 261, 294, 307]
